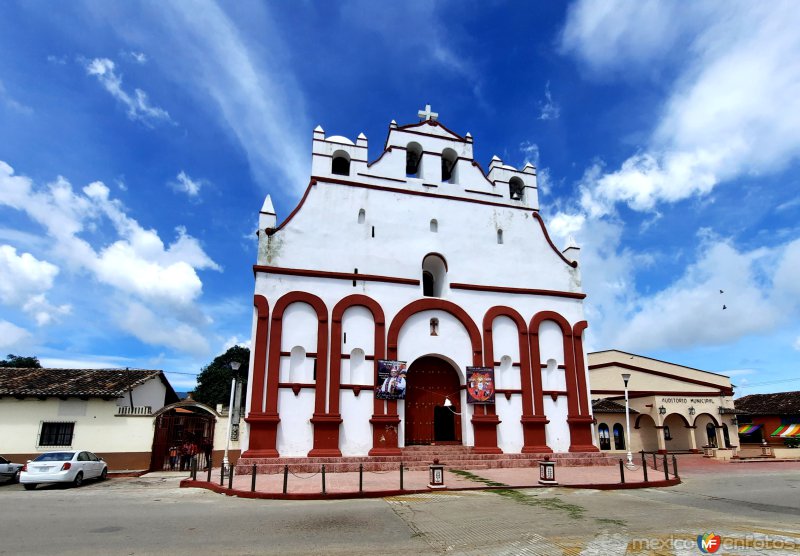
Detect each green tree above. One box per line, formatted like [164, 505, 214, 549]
[192, 345, 250, 407]
[0, 354, 42, 368]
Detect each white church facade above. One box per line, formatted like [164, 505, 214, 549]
[242, 107, 598, 459]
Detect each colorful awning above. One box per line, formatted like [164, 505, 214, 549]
[770, 424, 800, 437]
[738, 424, 762, 435]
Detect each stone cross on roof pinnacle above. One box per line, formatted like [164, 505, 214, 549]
[418, 104, 439, 122]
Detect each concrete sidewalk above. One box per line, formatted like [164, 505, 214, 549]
[183, 460, 677, 498]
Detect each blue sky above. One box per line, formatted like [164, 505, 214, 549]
[1, 1, 798, 395]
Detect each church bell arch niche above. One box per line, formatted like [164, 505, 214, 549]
[421, 253, 448, 298]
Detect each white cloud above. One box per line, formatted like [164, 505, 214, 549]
[172, 171, 202, 197]
[519, 141, 540, 167]
[0, 161, 219, 353]
[126, 51, 148, 64]
[84, 57, 173, 125]
[0, 80, 33, 115]
[120, 302, 209, 354]
[39, 356, 129, 369]
[222, 336, 251, 352]
[46, 55, 67, 65]
[561, 2, 800, 217]
[0, 245, 59, 305]
[138, 2, 309, 191]
[0, 320, 30, 349]
[0, 245, 69, 325]
[538, 81, 560, 121]
[562, 219, 800, 352]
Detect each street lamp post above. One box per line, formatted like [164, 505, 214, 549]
[622, 373, 634, 468]
[222, 361, 241, 471]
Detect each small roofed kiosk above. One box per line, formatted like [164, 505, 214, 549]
[241, 107, 598, 460]
[588, 350, 740, 455]
[735, 391, 800, 449]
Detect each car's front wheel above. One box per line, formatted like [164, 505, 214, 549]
[73, 472, 84, 487]
[12, 470, 20, 483]
[23, 483, 36, 490]
[100, 467, 108, 481]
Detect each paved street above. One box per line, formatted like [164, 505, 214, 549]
[1, 460, 799, 555]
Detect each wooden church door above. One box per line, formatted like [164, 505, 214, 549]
[404, 356, 462, 445]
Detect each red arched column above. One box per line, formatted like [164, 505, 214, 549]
[243, 295, 276, 457]
[484, 307, 549, 453]
[328, 295, 386, 456]
[570, 320, 597, 451]
[385, 299, 483, 454]
[529, 311, 597, 453]
[246, 291, 328, 458]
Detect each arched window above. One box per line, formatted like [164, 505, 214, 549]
[441, 148, 458, 183]
[422, 271, 434, 297]
[406, 142, 423, 178]
[613, 423, 625, 450]
[722, 424, 731, 448]
[663, 425, 672, 441]
[706, 423, 718, 447]
[332, 150, 351, 176]
[497, 229, 503, 244]
[430, 219, 438, 233]
[421, 253, 447, 298]
[357, 209, 365, 224]
[509, 176, 524, 200]
[598, 423, 611, 450]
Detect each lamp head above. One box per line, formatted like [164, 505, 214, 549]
[444, 397, 453, 407]
[230, 361, 241, 371]
[621, 373, 631, 387]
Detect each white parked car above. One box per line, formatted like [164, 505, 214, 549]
[20, 450, 108, 490]
[0, 456, 23, 483]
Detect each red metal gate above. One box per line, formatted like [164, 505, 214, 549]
[150, 409, 215, 471]
[404, 356, 462, 445]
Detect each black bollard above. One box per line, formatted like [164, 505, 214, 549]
[251, 464, 257, 492]
[283, 465, 288, 494]
[207, 460, 212, 483]
[359, 463, 363, 493]
[672, 454, 679, 479]
[219, 463, 225, 486]
[662, 454, 669, 480]
[322, 465, 326, 495]
[641, 452, 648, 482]
[228, 465, 234, 489]
[619, 459, 625, 484]
[653, 453, 657, 469]
[400, 463, 404, 491]
[191, 458, 197, 480]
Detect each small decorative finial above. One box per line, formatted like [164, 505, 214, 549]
[418, 104, 439, 122]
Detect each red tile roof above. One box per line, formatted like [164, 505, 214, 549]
[592, 398, 639, 414]
[0, 368, 164, 398]
[735, 391, 800, 416]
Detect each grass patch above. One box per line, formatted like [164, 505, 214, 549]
[450, 469, 508, 488]
[595, 518, 626, 527]
[450, 469, 586, 519]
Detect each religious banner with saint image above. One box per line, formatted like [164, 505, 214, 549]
[466, 367, 495, 404]
[376, 360, 408, 400]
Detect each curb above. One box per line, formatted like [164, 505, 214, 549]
[180, 476, 681, 500]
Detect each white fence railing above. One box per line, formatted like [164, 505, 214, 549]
[117, 406, 152, 416]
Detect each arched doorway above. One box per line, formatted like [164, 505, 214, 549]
[404, 356, 462, 445]
[150, 402, 217, 471]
